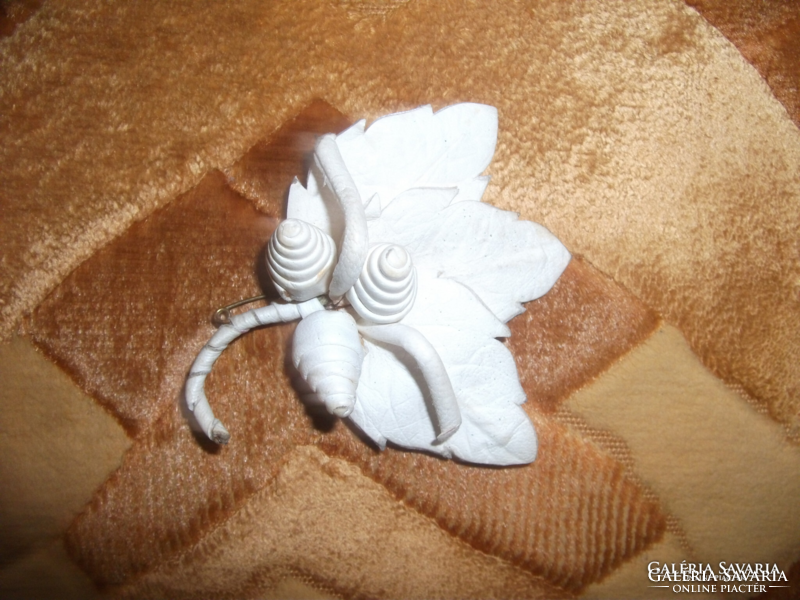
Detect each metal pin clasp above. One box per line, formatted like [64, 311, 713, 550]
[211, 295, 267, 327]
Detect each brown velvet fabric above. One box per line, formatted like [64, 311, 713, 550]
[566, 326, 800, 569]
[686, 0, 800, 126]
[0, 0, 43, 38]
[31, 171, 278, 435]
[508, 257, 660, 413]
[2, 1, 800, 598]
[0, 336, 130, 568]
[116, 447, 573, 600]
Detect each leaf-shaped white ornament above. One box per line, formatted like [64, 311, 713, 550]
[287, 104, 570, 465]
[336, 104, 497, 203]
[187, 103, 570, 467]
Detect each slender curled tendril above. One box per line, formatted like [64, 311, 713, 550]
[187, 299, 325, 444]
[358, 323, 460, 442]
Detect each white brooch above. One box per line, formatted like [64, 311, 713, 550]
[186, 104, 570, 466]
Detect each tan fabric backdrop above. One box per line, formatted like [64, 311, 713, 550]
[1, 0, 799, 598]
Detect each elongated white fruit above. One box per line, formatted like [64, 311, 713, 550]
[292, 309, 364, 418]
[267, 219, 336, 302]
[347, 243, 417, 324]
[314, 134, 368, 301]
[186, 298, 324, 443]
[358, 323, 461, 443]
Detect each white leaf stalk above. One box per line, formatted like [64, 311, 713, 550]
[186, 299, 324, 443]
[185, 103, 571, 466]
[359, 323, 460, 442]
[313, 134, 369, 302]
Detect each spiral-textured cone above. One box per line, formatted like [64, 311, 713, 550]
[293, 310, 364, 417]
[267, 219, 336, 301]
[347, 243, 417, 324]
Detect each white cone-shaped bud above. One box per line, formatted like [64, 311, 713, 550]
[347, 243, 417, 324]
[292, 310, 364, 417]
[267, 219, 336, 302]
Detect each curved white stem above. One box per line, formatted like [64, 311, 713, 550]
[314, 134, 368, 302]
[358, 323, 461, 443]
[186, 298, 324, 444]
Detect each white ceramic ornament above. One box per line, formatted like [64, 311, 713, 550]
[292, 308, 365, 418]
[186, 103, 571, 466]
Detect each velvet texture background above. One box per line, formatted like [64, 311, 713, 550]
[1, 1, 799, 599]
